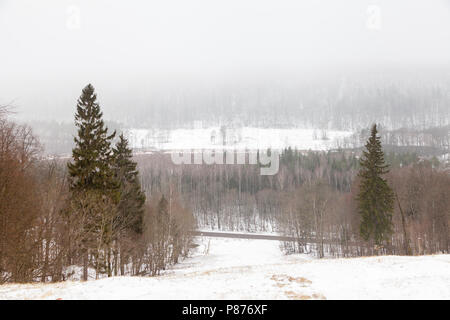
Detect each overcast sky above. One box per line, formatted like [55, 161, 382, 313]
[1, 0, 450, 120]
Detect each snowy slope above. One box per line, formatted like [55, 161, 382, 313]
[125, 127, 352, 151]
[0, 237, 448, 300]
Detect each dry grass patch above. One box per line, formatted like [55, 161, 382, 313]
[284, 291, 326, 300]
[270, 274, 312, 287]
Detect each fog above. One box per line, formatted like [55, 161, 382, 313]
[1, 0, 450, 121]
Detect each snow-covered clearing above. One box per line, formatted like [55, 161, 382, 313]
[1, 237, 448, 300]
[126, 127, 352, 151]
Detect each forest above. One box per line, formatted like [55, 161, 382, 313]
[0, 83, 449, 284]
[0, 90, 195, 283]
[23, 74, 450, 156]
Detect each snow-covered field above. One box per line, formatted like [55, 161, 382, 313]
[1, 237, 449, 300]
[125, 127, 352, 151]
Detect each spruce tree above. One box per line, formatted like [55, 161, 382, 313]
[357, 124, 394, 246]
[67, 84, 117, 279]
[67, 84, 116, 193]
[112, 133, 146, 235]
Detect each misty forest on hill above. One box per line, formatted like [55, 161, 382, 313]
[0, 0, 449, 300]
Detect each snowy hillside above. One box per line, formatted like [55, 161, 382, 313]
[1, 237, 448, 300]
[125, 127, 353, 151]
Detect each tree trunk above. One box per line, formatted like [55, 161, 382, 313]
[82, 250, 88, 281]
[395, 192, 411, 255]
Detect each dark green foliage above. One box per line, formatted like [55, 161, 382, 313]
[112, 133, 146, 235]
[357, 124, 395, 245]
[67, 84, 117, 193]
[66, 84, 119, 279]
[385, 152, 419, 168]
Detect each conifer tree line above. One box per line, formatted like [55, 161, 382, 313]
[278, 125, 447, 256]
[133, 126, 448, 257]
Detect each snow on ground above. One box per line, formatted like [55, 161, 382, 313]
[125, 127, 352, 151]
[196, 229, 281, 236]
[1, 237, 449, 300]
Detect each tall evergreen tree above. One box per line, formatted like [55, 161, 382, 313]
[67, 84, 117, 280]
[357, 124, 394, 246]
[67, 84, 116, 193]
[112, 133, 146, 235]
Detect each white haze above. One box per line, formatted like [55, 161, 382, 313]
[0, 0, 450, 120]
